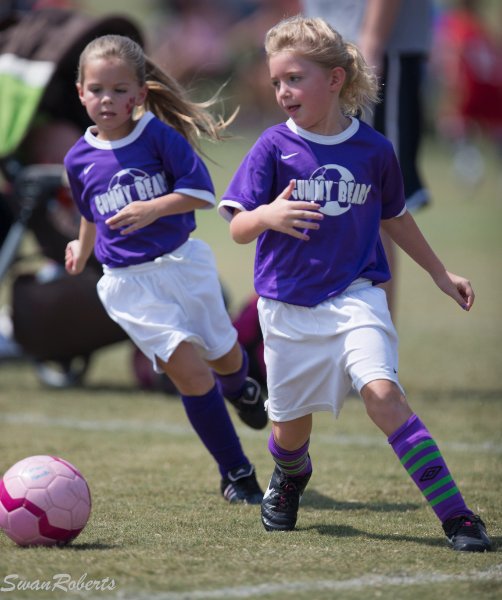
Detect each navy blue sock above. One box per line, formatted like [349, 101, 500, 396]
[214, 347, 249, 401]
[181, 384, 249, 477]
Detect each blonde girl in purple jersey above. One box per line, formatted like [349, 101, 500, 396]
[64, 34, 268, 504]
[219, 16, 491, 550]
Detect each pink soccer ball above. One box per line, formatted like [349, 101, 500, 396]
[0, 455, 91, 546]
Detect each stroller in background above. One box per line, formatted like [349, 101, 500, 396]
[0, 7, 145, 387]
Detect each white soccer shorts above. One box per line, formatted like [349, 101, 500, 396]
[258, 283, 404, 422]
[97, 238, 237, 372]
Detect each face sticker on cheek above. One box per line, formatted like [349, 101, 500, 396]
[126, 97, 135, 115]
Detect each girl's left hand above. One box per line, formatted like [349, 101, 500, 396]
[65, 240, 87, 275]
[105, 201, 158, 234]
[433, 270, 475, 311]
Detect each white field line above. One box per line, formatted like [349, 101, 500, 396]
[1, 412, 501, 454]
[88, 564, 502, 600]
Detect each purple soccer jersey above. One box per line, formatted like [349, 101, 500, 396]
[64, 112, 215, 268]
[219, 118, 406, 307]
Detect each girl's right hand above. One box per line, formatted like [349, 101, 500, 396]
[65, 240, 86, 275]
[229, 180, 323, 244]
[264, 180, 323, 240]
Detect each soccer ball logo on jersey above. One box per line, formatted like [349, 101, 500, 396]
[93, 168, 169, 216]
[291, 164, 371, 216]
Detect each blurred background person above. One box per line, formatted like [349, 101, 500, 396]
[430, 0, 502, 187]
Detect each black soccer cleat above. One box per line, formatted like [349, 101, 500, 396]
[227, 377, 268, 430]
[261, 465, 312, 531]
[221, 464, 263, 505]
[442, 514, 492, 552]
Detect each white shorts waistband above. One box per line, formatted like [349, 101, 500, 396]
[102, 240, 191, 276]
[344, 277, 372, 293]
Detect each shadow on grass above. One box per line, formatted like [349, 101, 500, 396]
[66, 542, 120, 551]
[488, 537, 501, 552]
[306, 524, 501, 551]
[303, 522, 448, 548]
[302, 489, 420, 513]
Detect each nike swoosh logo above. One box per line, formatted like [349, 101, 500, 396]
[263, 485, 273, 500]
[83, 163, 95, 175]
[281, 152, 299, 160]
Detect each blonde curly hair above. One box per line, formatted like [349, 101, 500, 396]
[265, 15, 379, 116]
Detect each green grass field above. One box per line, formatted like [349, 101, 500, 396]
[0, 132, 501, 599]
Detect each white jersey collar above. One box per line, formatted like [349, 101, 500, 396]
[84, 111, 155, 150]
[286, 116, 359, 144]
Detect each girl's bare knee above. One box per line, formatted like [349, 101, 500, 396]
[361, 379, 412, 436]
[157, 346, 214, 396]
[272, 415, 312, 450]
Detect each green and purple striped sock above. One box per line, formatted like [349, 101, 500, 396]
[388, 414, 472, 523]
[268, 433, 312, 478]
